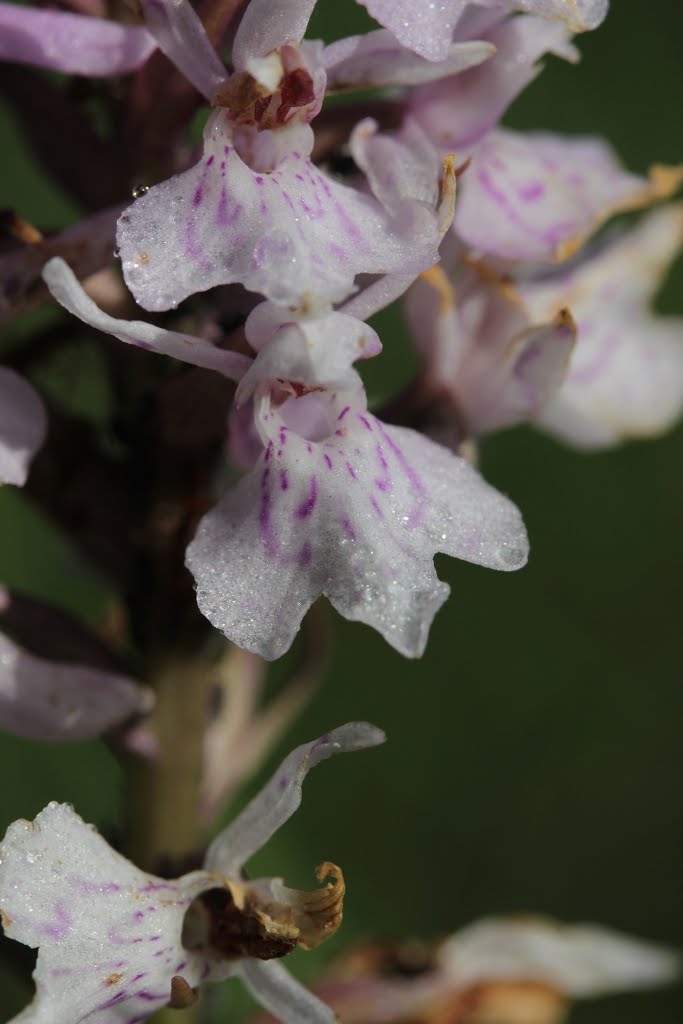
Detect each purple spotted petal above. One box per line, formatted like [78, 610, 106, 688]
[140, 0, 228, 100]
[232, 0, 317, 69]
[454, 129, 683, 264]
[0, 633, 151, 742]
[409, 15, 578, 151]
[205, 723, 384, 874]
[324, 30, 495, 89]
[43, 258, 251, 380]
[521, 205, 683, 447]
[0, 2, 155, 75]
[439, 917, 679, 997]
[356, 0, 471, 62]
[186, 387, 528, 660]
[514, 0, 608, 31]
[117, 111, 439, 312]
[0, 368, 46, 487]
[0, 803, 217, 1024]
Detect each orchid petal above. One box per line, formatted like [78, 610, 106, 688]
[357, 0, 470, 62]
[42, 258, 251, 381]
[205, 723, 385, 874]
[239, 959, 335, 1024]
[0, 633, 150, 742]
[0, 2, 155, 75]
[410, 16, 578, 151]
[439, 917, 680, 997]
[514, 0, 608, 32]
[0, 803, 214, 1024]
[186, 393, 528, 660]
[522, 205, 683, 447]
[232, 0, 317, 69]
[324, 30, 495, 90]
[117, 112, 438, 313]
[140, 0, 228, 100]
[0, 368, 46, 487]
[455, 130, 683, 263]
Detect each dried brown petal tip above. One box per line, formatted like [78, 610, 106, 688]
[169, 974, 198, 1009]
[275, 861, 345, 950]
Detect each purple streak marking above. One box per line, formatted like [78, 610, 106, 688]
[280, 468, 289, 490]
[296, 476, 317, 518]
[324, 453, 333, 469]
[337, 405, 351, 420]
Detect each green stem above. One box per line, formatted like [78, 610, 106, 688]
[125, 653, 215, 871]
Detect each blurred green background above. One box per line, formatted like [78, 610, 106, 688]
[1, 0, 682, 1021]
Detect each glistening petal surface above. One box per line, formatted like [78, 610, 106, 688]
[357, 0, 470, 62]
[117, 112, 437, 313]
[0, 803, 214, 1024]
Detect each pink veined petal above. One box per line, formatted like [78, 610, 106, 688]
[0, 2, 155, 75]
[186, 399, 528, 660]
[324, 30, 495, 90]
[0, 633, 150, 742]
[140, 0, 228, 100]
[513, 0, 608, 32]
[204, 723, 385, 874]
[356, 0, 471, 62]
[117, 111, 439, 313]
[521, 205, 683, 447]
[0, 803, 215, 1024]
[438, 918, 680, 997]
[409, 16, 578, 152]
[42, 258, 251, 381]
[0, 367, 46, 487]
[454, 129, 683, 264]
[239, 959, 336, 1024]
[232, 0, 317, 69]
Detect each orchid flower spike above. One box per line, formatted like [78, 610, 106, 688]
[0, 723, 385, 1024]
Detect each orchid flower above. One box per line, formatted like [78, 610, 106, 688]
[43, 257, 528, 660]
[0, 367, 46, 487]
[404, 245, 576, 438]
[272, 916, 679, 1024]
[0, 723, 384, 1024]
[115, 0, 488, 314]
[520, 204, 683, 448]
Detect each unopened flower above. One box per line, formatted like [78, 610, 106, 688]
[0, 723, 384, 1024]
